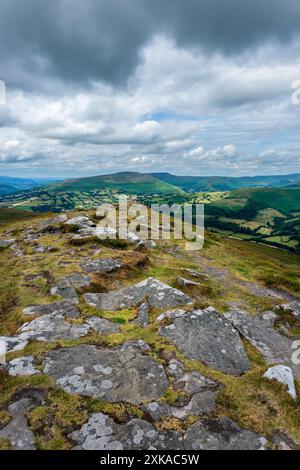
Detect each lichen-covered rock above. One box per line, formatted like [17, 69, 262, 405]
[171, 391, 217, 419]
[159, 309, 251, 376]
[142, 401, 171, 421]
[8, 355, 40, 376]
[39, 214, 67, 230]
[263, 365, 297, 400]
[51, 279, 78, 302]
[65, 216, 95, 227]
[23, 300, 80, 318]
[62, 273, 91, 288]
[69, 413, 183, 450]
[44, 344, 168, 405]
[225, 308, 300, 378]
[184, 417, 268, 450]
[258, 311, 278, 328]
[84, 277, 192, 311]
[0, 399, 36, 450]
[132, 302, 149, 326]
[276, 302, 300, 323]
[32, 245, 56, 253]
[176, 276, 200, 287]
[173, 372, 218, 395]
[81, 258, 122, 274]
[86, 317, 120, 334]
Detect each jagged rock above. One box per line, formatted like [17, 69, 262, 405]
[276, 302, 300, 323]
[225, 308, 300, 378]
[166, 359, 185, 377]
[263, 365, 297, 400]
[84, 277, 192, 311]
[69, 412, 183, 450]
[142, 401, 171, 421]
[18, 313, 90, 343]
[258, 311, 278, 328]
[7, 355, 40, 376]
[23, 300, 80, 318]
[86, 317, 120, 334]
[81, 258, 122, 274]
[39, 214, 67, 231]
[65, 216, 95, 228]
[10, 244, 24, 257]
[171, 391, 217, 419]
[176, 276, 200, 288]
[156, 309, 186, 322]
[51, 279, 79, 302]
[44, 344, 168, 405]
[132, 302, 149, 326]
[184, 417, 268, 450]
[0, 336, 29, 353]
[0, 399, 36, 450]
[0, 239, 16, 248]
[159, 309, 251, 376]
[173, 372, 218, 395]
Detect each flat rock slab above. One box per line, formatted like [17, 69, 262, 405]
[225, 309, 300, 378]
[8, 355, 40, 376]
[65, 216, 95, 228]
[0, 398, 36, 450]
[23, 300, 80, 319]
[81, 258, 122, 274]
[69, 412, 183, 450]
[44, 345, 168, 405]
[51, 279, 78, 302]
[159, 309, 251, 376]
[84, 277, 192, 311]
[86, 317, 120, 334]
[62, 273, 92, 288]
[184, 417, 267, 450]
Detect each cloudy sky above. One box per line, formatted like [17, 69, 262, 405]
[0, 0, 300, 178]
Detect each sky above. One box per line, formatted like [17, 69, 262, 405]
[0, 0, 300, 178]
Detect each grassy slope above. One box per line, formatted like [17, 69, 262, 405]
[0, 208, 39, 227]
[49, 172, 184, 195]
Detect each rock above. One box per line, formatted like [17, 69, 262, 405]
[65, 216, 95, 228]
[40, 214, 67, 229]
[225, 308, 300, 378]
[95, 226, 117, 239]
[184, 417, 268, 450]
[81, 258, 122, 274]
[17, 313, 90, 344]
[171, 391, 217, 419]
[51, 279, 78, 302]
[263, 365, 297, 400]
[0, 239, 16, 248]
[7, 355, 40, 376]
[176, 276, 200, 288]
[10, 244, 24, 257]
[272, 430, 300, 450]
[132, 302, 149, 326]
[0, 336, 29, 353]
[0, 399, 36, 450]
[32, 245, 56, 253]
[276, 302, 300, 323]
[173, 372, 218, 395]
[166, 359, 185, 377]
[69, 412, 183, 450]
[137, 240, 157, 249]
[181, 268, 206, 278]
[63, 273, 91, 288]
[120, 340, 151, 352]
[86, 317, 120, 334]
[159, 309, 251, 376]
[156, 309, 187, 322]
[23, 300, 80, 319]
[44, 344, 168, 405]
[142, 401, 171, 421]
[84, 277, 192, 311]
[258, 311, 278, 328]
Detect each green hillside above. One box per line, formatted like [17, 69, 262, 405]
[50, 172, 184, 195]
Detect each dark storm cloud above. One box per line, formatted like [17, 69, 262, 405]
[1, 0, 300, 90]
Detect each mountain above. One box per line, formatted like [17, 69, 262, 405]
[49, 172, 184, 195]
[0, 176, 59, 196]
[151, 172, 300, 192]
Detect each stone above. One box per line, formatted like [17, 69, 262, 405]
[173, 372, 218, 395]
[137, 240, 157, 249]
[176, 276, 200, 288]
[23, 300, 80, 319]
[81, 258, 122, 274]
[63, 273, 91, 288]
[276, 302, 300, 323]
[44, 344, 168, 405]
[69, 412, 183, 450]
[8, 355, 40, 376]
[171, 391, 217, 419]
[10, 244, 24, 257]
[0, 399, 36, 450]
[32, 245, 56, 253]
[132, 302, 149, 326]
[166, 359, 185, 377]
[84, 277, 192, 311]
[181, 268, 206, 278]
[65, 216, 95, 228]
[142, 401, 171, 421]
[263, 365, 297, 400]
[51, 279, 78, 302]
[258, 311, 278, 328]
[18, 313, 90, 343]
[225, 308, 300, 378]
[184, 417, 268, 450]
[159, 309, 251, 376]
[156, 309, 187, 322]
[86, 317, 120, 334]
[0, 239, 16, 248]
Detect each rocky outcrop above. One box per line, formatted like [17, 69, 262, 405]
[84, 277, 192, 311]
[86, 317, 120, 334]
[7, 355, 40, 376]
[0, 399, 37, 450]
[263, 365, 297, 400]
[81, 258, 122, 274]
[23, 300, 80, 318]
[44, 344, 168, 405]
[159, 309, 251, 376]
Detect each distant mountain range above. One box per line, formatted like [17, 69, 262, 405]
[0, 176, 59, 196]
